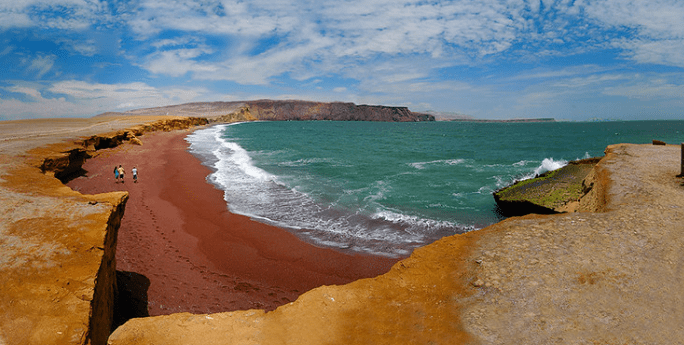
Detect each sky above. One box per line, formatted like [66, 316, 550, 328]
[1, 0, 683, 121]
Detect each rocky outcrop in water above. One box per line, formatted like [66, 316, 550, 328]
[493, 157, 601, 217]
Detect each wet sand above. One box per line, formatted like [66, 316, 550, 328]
[66, 129, 399, 319]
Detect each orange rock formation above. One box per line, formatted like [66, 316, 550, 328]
[2, 109, 683, 344]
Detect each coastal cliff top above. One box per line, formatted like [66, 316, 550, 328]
[0, 115, 185, 156]
[0, 115, 205, 345]
[459, 143, 684, 343]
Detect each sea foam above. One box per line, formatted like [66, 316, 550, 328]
[185, 124, 475, 258]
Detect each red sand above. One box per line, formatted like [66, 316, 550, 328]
[67, 129, 399, 317]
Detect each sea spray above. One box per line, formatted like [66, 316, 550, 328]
[534, 158, 568, 176]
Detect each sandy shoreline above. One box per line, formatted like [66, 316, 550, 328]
[66, 128, 399, 319]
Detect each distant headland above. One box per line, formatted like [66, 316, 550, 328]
[98, 100, 435, 122]
[98, 100, 560, 123]
[419, 110, 555, 123]
[445, 118, 556, 123]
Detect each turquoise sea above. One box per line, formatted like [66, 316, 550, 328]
[186, 120, 684, 257]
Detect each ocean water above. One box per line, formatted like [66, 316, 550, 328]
[186, 120, 684, 257]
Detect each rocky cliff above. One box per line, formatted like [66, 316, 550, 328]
[0, 116, 208, 345]
[1, 147, 128, 345]
[244, 100, 434, 122]
[104, 100, 435, 122]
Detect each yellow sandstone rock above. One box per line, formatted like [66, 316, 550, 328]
[0, 116, 208, 345]
[3, 110, 684, 345]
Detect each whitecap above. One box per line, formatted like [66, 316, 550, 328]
[409, 158, 466, 170]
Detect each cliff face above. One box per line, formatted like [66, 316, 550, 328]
[244, 100, 434, 122]
[208, 106, 258, 123]
[0, 159, 128, 345]
[106, 100, 435, 123]
[0, 117, 207, 345]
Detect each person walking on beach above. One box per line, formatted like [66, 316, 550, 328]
[132, 166, 138, 183]
[118, 165, 125, 183]
[114, 166, 119, 182]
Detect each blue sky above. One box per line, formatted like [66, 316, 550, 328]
[1, 0, 683, 121]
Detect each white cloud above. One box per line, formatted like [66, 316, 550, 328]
[128, 0, 284, 38]
[0, 80, 212, 119]
[2, 0, 684, 121]
[0, 96, 75, 120]
[603, 76, 684, 100]
[0, 0, 109, 30]
[509, 65, 616, 81]
[8, 85, 42, 99]
[552, 74, 629, 88]
[8, 0, 682, 89]
[0, 11, 32, 29]
[0, 45, 13, 56]
[151, 36, 197, 49]
[583, 0, 684, 66]
[57, 38, 99, 56]
[584, 0, 684, 38]
[614, 38, 684, 68]
[49, 80, 159, 100]
[129, 0, 629, 88]
[27, 55, 56, 78]
[143, 48, 217, 77]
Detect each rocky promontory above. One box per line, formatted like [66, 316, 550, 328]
[101, 100, 435, 122]
[493, 157, 601, 217]
[245, 100, 434, 122]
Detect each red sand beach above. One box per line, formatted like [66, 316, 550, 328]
[66, 129, 399, 319]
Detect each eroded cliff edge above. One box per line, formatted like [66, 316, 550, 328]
[109, 143, 684, 344]
[0, 116, 208, 345]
